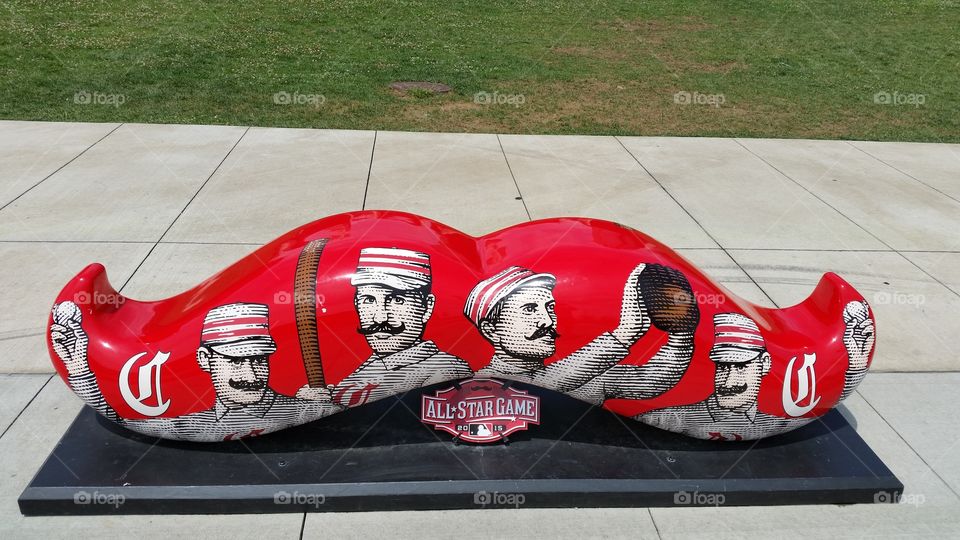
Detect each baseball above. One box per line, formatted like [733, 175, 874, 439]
[637, 264, 700, 333]
[54, 301, 82, 325]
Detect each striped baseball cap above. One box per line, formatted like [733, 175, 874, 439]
[201, 303, 277, 357]
[464, 266, 556, 327]
[709, 312, 766, 363]
[351, 247, 431, 291]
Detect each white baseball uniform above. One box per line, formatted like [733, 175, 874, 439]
[333, 340, 472, 407]
[68, 371, 342, 442]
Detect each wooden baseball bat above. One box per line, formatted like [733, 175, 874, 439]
[294, 238, 328, 388]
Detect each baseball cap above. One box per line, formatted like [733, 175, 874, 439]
[709, 312, 766, 364]
[350, 247, 431, 291]
[200, 303, 277, 357]
[464, 266, 556, 327]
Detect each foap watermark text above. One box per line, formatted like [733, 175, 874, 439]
[74, 490, 125, 508]
[74, 90, 126, 107]
[474, 490, 525, 508]
[274, 490, 326, 508]
[873, 91, 925, 107]
[74, 291, 125, 307]
[674, 490, 726, 506]
[874, 490, 925, 506]
[873, 291, 924, 307]
[273, 91, 326, 107]
[674, 91, 725, 108]
[474, 91, 525, 107]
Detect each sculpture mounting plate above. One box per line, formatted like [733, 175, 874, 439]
[20, 383, 901, 515]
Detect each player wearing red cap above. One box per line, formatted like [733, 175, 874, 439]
[51, 301, 343, 441]
[465, 263, 696, 398]
[326, 247, 472, 407]
[638, 304, 874, 440]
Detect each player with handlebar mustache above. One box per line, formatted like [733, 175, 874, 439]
[51, 302, 343, 442]
[44, 211, 877, 442]
[467, 263, 699, 402]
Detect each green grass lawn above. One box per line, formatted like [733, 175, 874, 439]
[2, 0, 958, 141]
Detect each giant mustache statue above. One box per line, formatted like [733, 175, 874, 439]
[47, 211, 875, 442]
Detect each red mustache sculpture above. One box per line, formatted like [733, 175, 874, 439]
[47, 211, 875, 442]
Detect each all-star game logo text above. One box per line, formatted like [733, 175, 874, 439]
[421, 378, 540, 443]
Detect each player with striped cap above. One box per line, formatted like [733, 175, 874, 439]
[200, 303, 277, 358]
[351, 247, 432, 291]
[638, 305, 875, 440]
[463, 266, 557, 330]
[468, 263, 703, 401]
[706, 312, 773, 412]
[709, 312, 767, 363]
[329, 247, 472, 408]
[49, 300, 344, 441]
[468, 263, 670, 393]
[638, 311, 796, 441]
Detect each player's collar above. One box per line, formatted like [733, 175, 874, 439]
[706, 395, 758, 423]
[214, 390, 277, 421]
[481, 354, 543, 376]
[377, 340, 438, 371]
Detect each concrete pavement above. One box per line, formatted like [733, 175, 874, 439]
[1, 121, 958, 538]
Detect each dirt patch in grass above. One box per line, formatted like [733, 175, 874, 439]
[551, 46, 631, 62]
[392, 79, 773, 135]
[553, 45, 747, 74]
[598, 16, 714, 35]
[385, 78, 931, 141]
[654, 54, 747, 74]
[553, 16, 747, 74]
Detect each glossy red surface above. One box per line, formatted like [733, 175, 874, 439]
[47, 211, 875, 441]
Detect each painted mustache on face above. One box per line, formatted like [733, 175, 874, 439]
[358, 321, 407, 336]
[527, 325, 559, 341]
[48, 211, 876, 443]
[716, 384, 748, 397]
[229, 379, 266, 392]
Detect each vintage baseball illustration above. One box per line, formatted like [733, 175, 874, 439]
[322, 247, 472, 407]
[51, 302, 343, 442]
[46, 211, 877, 442]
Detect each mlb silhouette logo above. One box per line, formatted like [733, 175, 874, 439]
[469, 423, 493, 437]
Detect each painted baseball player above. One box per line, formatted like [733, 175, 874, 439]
[325, 247, 472, 407]
[51, 302, 343, 442]
[840, 300, 874, 400]
[466, 263, 696, 396]
[638, 303, 874, 440]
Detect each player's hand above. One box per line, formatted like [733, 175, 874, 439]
[843, 300, 875, 372]
[50, 301, 89, 377]
[611, 264, 651, 347]
[296, 384, 336, 403]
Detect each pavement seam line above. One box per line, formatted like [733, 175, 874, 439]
[647, 507, 663, 540]
[733, 138, 960, 300]
[0, 123, 124, 213]
[0, 374, 54, 441]
[856, 387, 960, 502]
[615, 136, 780, 307]
[846, 141, 960, 206]
[360, 131, 378, 210]
[117, 126, 251, 293]
[497, 134, 533, 221]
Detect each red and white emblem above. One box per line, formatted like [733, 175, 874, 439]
[421, 378, 540, 443]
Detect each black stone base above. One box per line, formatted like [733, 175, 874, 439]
[19, 382, 902, 515]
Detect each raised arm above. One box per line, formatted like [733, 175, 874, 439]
[586, 331, 695, 401]
[840, 300, 875, 400]
[530, 264, 650, 392]
[50, 301, 120, 422]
